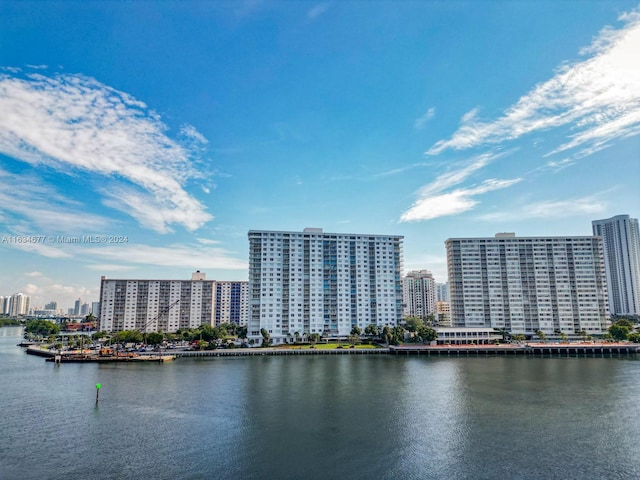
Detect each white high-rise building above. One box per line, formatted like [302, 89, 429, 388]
[592, 214, 640, 316]
[99, 272, 249, 333]
[0, 296, 9, 315]
[8, 293, 30, 317]
[402, 270, 436, 319]
[248, 228, 404, 344]
[446, 233, 608, 334]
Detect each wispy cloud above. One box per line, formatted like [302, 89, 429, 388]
[400, 153, 521, 222]
[0, 72, 212, 233]
[0, 168, 110, 233]
[427, 8, 640, 158]
[308, 2, 331, 20]
[414, 107, 436, 130]
[477, 194, 608, 222]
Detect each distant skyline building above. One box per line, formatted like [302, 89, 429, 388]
[435, 301, 451, 327]
[98, 272, 248, 333]
[446, 233, 608, 335]
[435, 282, 449, 303]
[0, 296, 9, 315]
[248, 228, 404, 344]
[8, 293, 30, 317]
[44, 301, 58, 311]
[73, 298, 81, 316]
[592, 214, 640, 316]
[402, 270, 436, 319]
[91, 301, 100, 317]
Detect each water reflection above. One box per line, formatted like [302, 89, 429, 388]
[1, 327, 639, 480]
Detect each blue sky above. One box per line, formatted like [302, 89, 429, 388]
[1, 1, 639, 310]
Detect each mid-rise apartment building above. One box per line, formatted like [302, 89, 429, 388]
[592, 214, 640, 316]
[445, 233, 608, 334]
[402, 270, 436, 319]
[248, 228, 403, 344]
[99, 272, 248, 333]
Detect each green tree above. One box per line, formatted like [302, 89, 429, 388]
[627, 332, 640, 343]
[146, 332, 164, 346]
[116, 330, 143, 343]
[364, 324, 379, 338]
[416, 325, 437, 344]
[390, 326, 406, 345]
[260, 328, 272, 347]
[512, 334, 526, 344]
[350, 325, 362, 336]
[92, 330, 108, 341]
[308, 333, 320, 345]
[348, 334, 359, 346]
[404, 316, 424, 332]
[613, 318, 634, 329]
[381, 326, 392, 345]
[609, 323, 630, 341]
[559, 332, 568, 343]
[24, 320, 60, 337]
[535, 330, 547, 342]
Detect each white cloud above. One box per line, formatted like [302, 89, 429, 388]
[414, 107, 436, 130]
[400, 152, 520, 222]
[427, 8, 640, 158]
[401, 178, 521, 222]
[0, 72, 213, 233]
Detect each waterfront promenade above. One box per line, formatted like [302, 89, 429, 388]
[23, 342, 639, 361]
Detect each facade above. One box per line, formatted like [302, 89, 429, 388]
[435, 301, 451, 327]
[7, 293, 30, 317]
[248, 228, 403, 344]
[44, 301, 58, 311]
[435, 282, 449, 302]
[98, 272, 249, 333]
[91, 302, 101, 316]
[0, 296, 8, 315]
[592, 214, 640, 316]
[213, 281, 249, 326]
[402, 270, 436, 319]
[445, 233, 608, 335]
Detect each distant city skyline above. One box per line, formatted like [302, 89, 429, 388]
[1, 2, 639, 308]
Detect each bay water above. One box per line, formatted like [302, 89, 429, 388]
[1, 326, 639, 480]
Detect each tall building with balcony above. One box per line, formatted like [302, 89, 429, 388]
[445, 233, 608, 335]
[213, 281, 249, 326]
[248, 228, 404, 344]
[402, 270, 436, 319]
[592, 214, 640, 316]
[99, 272, 248, 333]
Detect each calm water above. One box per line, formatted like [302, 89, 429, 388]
[1, 326, 639, 480]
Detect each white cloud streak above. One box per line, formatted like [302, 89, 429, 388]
[0, 72, 212, 233]
[414, 107, 436, 130]
[427, 9, 640, 158]
[400, 153, 521, 222]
